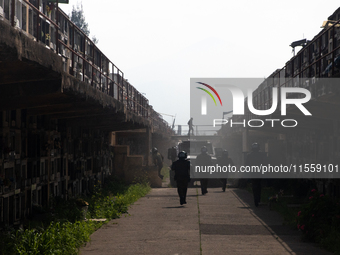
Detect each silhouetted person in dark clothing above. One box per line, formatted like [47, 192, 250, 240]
[245, 143, 268, 207]
[152, 147, 164, 179]
[188, 117, 194, 136]
[195, 146, 212, 195]
[217, 150, 234, 192]
[168, 146, 177, 162]
[171, 151, 191, 205]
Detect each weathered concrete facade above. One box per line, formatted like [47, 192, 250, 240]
[217, 8, 340, 197]
[0, 0, 172, 227]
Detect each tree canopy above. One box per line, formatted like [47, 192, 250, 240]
[70, 3, 99, 44]
[70, 3, 90, 36]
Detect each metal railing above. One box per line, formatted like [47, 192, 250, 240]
[245, 16, 340, 116]
[0, 0, 170, 133]
[172, 124, 219, 136]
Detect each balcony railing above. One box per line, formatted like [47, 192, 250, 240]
[246, 18, 340, 115]
[0, 0, 170, 133]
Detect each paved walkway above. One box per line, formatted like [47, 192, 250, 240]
[80, 185, 332, 255]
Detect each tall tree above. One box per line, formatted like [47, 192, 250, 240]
[92, 36, 99, 45]
[70, 3, 90, 36]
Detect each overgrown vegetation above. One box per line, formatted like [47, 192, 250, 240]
[296, 189, 340, 254]
[0, 177, 151, 255]
[247, 182, 340, 254]
[1, 221, 99, 255]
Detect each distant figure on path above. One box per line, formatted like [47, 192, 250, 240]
[171, 151, 191, 205]
[188, 117, 194, 136]
[245, 143, 268, 207]
[152, 147, 164, 179]
[195, 146, 212, 195]
[217, 150, 234, 192]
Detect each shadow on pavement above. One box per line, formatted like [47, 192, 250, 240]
[146, 194, 197, 198]
[162, 206, 185, 209]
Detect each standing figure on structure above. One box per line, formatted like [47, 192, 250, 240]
[245, 143, 268, 207]
[217, 150, 234, 192]
[171, 151, 191, 205]
[152, 147, 164, 179]
[188, 117, 194, 136]
[195, 146, 212, 195]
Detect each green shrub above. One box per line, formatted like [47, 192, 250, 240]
[0, 179, 151, 255]
[53, 197, 83, 222]
[10, 221, 99, 255]
[296, 189, 340, 253]
[88, 180, 150, 220]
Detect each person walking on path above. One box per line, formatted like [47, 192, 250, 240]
[217, 150, 234, 192]
[195, 146, 212, 195]
[171, 151, 191, 205]
[152, 147, 164, 179]
[245, 142, 268, 207]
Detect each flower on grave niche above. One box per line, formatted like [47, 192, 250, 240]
[300, 225, 305, 230]
[297, 211, 301, 217]
[309, 196, 313, 200]
[311, 189, 316, 192]
[320, 194, 324, 197]
[297, 224, 300, 229]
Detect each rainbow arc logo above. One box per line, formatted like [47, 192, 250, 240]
[196, 82, 223, 106]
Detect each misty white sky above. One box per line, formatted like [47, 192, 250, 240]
[60, 1, 339, 127]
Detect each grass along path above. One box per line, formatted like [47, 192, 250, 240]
[0, 178, 151, 255]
